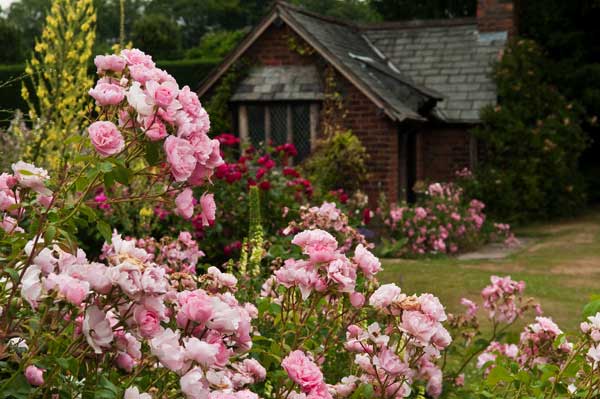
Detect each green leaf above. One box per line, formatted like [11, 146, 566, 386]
[94, 376, 120, 399]
[583, 298, 600, 318]
[56, 357, 78, 373]
[97, 220, 112, 243]
[99, 162, 113, 173]
[112, 165, 131, 185]
[44, 225, 56, 244]
[486, 365, 513, 386]
[144, 141, 161, 165]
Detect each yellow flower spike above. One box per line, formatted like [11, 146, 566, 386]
[139, 207, 154, 218]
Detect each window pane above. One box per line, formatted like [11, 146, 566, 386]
[247, 104, 265, 147]
[270, 104, 288, 146]
[292, 104, 311, 161]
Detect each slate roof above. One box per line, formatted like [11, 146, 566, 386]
[364, 23, 506, 122]
[231, 66, 324, 101]
[279, 4, 441, 121]
[197, 2, 508, 124]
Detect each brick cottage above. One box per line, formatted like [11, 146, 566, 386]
[197, 0, 516, 203]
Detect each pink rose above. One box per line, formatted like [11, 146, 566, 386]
[292, 229, 338, 263]
[353, 244, 381, 277]
[143, 117, 168, 141]
[89, 82, 125, 106]
[44, 273, 90, 306]
[281, 350, 324, 393]
[94, 54, 126, 73]
[24, 365, 44, 386]
[176, 289, 213, 327]
[134, 304, 162, 338]
[88, 121, 125, 157]
[150, 328, 185, 372]
[175, 188, 195, 220]
[83, 305, 114, 354]
[178, 85, 202, 117]
[121, 48, 155, 68]
[349, 292, 365, 308]
[184, 337, 219, 367]
[115, 352, 135, 372]
[369, 283, 403, 313]
[146, 80, 179, 109]
[401, 310, 436, 345]
[418, 293, 447, 322]
[164, 136, 197, 182]
[180, 367, 209, 399]
[21, 265, 42, 308]
[12, 161, 51, 196]
[199, 193, 216, 226]
[124, 387, 152, 399]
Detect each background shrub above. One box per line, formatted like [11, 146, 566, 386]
[472, 39, 589, 224]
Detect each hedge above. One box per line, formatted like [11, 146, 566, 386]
[0, 57, 220, 125]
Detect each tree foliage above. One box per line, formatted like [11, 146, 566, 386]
[369, 0, 475, 20]
[470, 39, 589, 223]
[131, 13, 182, 60]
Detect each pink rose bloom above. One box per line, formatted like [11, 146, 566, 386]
[178, 85, 202, 116]
[281, 350, 324, 393]
[242, 358, 266, 381]
[126, 81, 154, 116]
[21, 265, 42, 308]
[184, 337, 219, 367]
[180, 367, 209, 399]
[455, 373, 465, 387]
[373, 347, 407, 376]
[349, 292, 365, 308]
[12, 161, 51, 196]
[108, 262, 143, 298]
[369, 283, 403, 312]
[44, 273, 90, 306]
[89, 82, 125, 106]
[37, 194, 53, 209]
[418, 293, 447, 322]
[121, 48, 155, 68]
[460, 297, 478, 319]
[141, 266, 168, 294]
[177, 289, 213, 327]
[353, 244, 381, 277]
[175, 188, 195, 220]
[164, 136, 197, 182]
[150, 328, 185, 372]
[199, 193, 216, 226]
[24, 365, 44, 386]
[94, 54, 126, 73]
[146, 80, 179, 109]
[128, 64, 157, 84]
[88, 121, 125, 157]
[143, 117, 168, 141]
[431, 325, 452, 348]
[133, 304, 162, 338]
[83, 305, 114, 354]
[115, 352, 135, 372]
[292, 229, 338, 263]
[401, 310, 436, 345]
[124, 387, 152, 399]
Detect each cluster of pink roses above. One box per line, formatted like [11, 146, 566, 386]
[18, 230, 266, 397]
[88, 49, 223, 222]
[517, 316, 572, 368]
[0, 162, 53, 234]
[283, 202, 371, 254]
[268, 229, 380, 302]
[481, 275, 531, 323]
[382, 182, 517, 256]
[334, 285, 451, 398]
[282, 350, 331, 399]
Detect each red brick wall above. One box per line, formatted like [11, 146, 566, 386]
[477, 0, 516, 36]
[418, 126, 472, 183]
[243, 24, 401, 203]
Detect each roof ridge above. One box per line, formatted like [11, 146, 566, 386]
[274, 1, 362, 31]
[360, 17, 477, 31]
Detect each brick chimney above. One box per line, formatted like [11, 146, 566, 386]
[477, 0, 517, 36]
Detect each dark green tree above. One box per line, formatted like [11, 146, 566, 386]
[289, 0, 381, 22]
[6, 0, 51, 57]
[131, 14, 183, 60]
[0, 18, 23, 63]
[368, 0, 475, 20]
[470, 39, 589, 223]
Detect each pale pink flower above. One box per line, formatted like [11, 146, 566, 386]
[124, 386, 152, 399]
[83, 305, 114, 354]
[175, 188, 194, 220]
[292, 229, 338, 263]
[176, 289, 213, 327]
[141, 266, 168, 294]
[242, 358, 266, 381]
[198, 193, 216, 226]
[133, 304, 162, 338]
[401, 310, 436, 345]
[146, 80, 179, 109]
[180, 367, 209, 399]
[373, 347, 407, 376]
[143, 116, 168, 141]
[44, 273, 90, 306]
[150, 328, 185, 372]
[94, 54, 126, 73]
[89, 82, 125, 106]
[109, 261, 143, 298]
[369, 283, 403, 313]
[418, 293, 447, 322]
[88, 121, 125, 157]
[349, 292, 365, 308]
[116, 352, 135, 372]
[24, 365, 44, 386]
[12, 161, 51, 196]
[121, 48, 155, 68]
[587, 344, 600, 364]
[282, 350, 325, 393]
[21, 265, 42, 308]
[353, 244, 381, 277]
[126, 81, 153, 116]
[184, 337, 219, 367]
[164, 136, 197, 182]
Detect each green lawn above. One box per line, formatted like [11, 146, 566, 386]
[379, 208, 600, 333]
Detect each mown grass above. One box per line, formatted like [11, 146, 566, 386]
[378, 208, 600, 333]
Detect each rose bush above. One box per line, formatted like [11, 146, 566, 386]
[377, 179, 518, 257]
